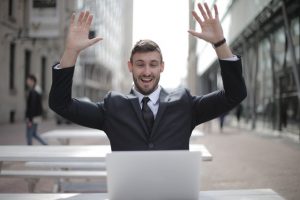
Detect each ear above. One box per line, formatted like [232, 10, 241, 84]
[160, 61, 165, 72]
[127, 61, 133, 72]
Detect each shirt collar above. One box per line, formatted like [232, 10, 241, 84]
[132, 85, 161, 105]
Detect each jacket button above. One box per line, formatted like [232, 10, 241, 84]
[148, 143, 154, 149]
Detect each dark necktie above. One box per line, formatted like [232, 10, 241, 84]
[142, 97, 154, 134]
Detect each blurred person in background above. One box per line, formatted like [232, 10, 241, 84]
[25, 74, 47, 145]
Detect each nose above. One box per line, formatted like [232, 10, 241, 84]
[143, 65, 151, 76]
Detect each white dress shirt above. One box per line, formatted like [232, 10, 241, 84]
[132, 86, 161, 118]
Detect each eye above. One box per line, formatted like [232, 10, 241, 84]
[135, 61, 145, 67]
[150, 61, 159, 67]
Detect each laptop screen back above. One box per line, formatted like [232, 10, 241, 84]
[106, 150, 201, 200]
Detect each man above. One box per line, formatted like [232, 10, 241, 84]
[26, 74, 47, 145]
[49, 3, 246, 151]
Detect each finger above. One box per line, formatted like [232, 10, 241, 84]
[82, 11, 90, 25]
[85, 15, 93, 29]
[213, 4, 219, 19]
[77, 11, 85, 26]
[197, 3, 208, 21]
[204, 3, 213, 19]
[192, 11, 203, 27]
[87, 37, 103, 46]
[70, 13, 75, 26]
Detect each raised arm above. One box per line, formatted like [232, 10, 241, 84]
[49, 11, 105, 130]
[188, 3, 247, 126]
[60, 11, 102, 68]
[188, 3, 233, 59]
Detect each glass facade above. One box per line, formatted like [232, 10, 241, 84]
[198, 0, 300, 135]
[237, 1, 300, 134]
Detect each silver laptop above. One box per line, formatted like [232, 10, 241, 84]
[106, 150, 201, 200]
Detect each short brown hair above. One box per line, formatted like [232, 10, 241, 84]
[130, 39, 163, 63]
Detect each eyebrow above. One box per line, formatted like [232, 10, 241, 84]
[134, 59, 160, 63]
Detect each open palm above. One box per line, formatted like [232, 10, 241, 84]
[65, 11, 102, 53]
[188, 3, 224, 44]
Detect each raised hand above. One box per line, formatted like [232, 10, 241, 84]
[60, 11, 102, 68]
[188, 3, 224, 44]
[66, 11, 102, 53]
[189, 3, 233, 58]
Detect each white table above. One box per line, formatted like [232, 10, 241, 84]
[0, 144, 212, 169]
[41, 129, 107, 145]
[0, 189, 285, 199]
[41, 129, 204, 145]
[0, 145, 110, 164]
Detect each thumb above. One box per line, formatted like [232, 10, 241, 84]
[188, 30, 204, 40]
[87, 37, 103, 47]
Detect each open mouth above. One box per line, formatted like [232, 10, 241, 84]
[141, 77, 153, 83]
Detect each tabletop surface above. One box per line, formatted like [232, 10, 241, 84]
[41, 129, 106, 139]
[41, 129, 204, 138]
[0, 144, 212, 162]
[0, 189, 285, 200]
[0, 145, 110, 162]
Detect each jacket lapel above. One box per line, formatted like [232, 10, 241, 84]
[150, 88, 169, 137]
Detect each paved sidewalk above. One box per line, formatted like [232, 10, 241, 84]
[0, 119, 300, 199]
[195, 120, 300, 200]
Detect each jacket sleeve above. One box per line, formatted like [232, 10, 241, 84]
[48, 65, 105, 130]
[191, 57, 247, 126]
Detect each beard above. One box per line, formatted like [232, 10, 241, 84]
[132, 74, 160, 95]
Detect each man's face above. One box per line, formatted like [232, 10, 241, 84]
[128, 51, 164, 95]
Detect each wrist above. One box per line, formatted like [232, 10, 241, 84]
[212, 38, 226, 49]
[60, 49, 79, 68]
[214, 42, 234, 59]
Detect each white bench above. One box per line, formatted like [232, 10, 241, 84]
[1, 170, 107, 192]
[41, 129, 107, 145]
[25, 161, 106, 170]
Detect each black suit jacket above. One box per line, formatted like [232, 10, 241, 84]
[49, 58, 246, 151]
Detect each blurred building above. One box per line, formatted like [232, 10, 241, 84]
[187, 0, 198, 95]
[187, 0, 299, 135]
[0, 0, 133, 124]
[76, 0, 133, 101]
[0, 0, 76, 124]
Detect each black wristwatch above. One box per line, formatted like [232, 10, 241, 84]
[212, 38, 226, 48]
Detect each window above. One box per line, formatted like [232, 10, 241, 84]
[8, 0, 13, 17]
[41, 56, 47, 94]
[24, 50, 31, 90]
[9, 42, 15, 90]
[33, 0, 56, 8]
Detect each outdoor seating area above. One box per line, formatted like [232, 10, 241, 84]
[0, 128, 287, 200]
[0, 144, 212, 192]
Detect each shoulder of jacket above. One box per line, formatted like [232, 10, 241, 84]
[162, 87, 192, 102]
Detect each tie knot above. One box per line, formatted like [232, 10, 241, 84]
[142, 97, 150, 104]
